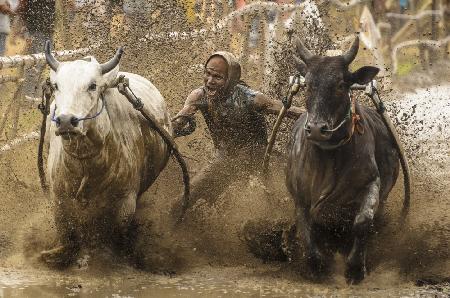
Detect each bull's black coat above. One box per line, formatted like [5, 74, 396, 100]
[286, 36, 399, 284]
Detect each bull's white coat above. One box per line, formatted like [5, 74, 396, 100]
[46, 57, 172, 243]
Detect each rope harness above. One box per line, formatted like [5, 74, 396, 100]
[302, 91, 364, 148]
[262, 77, 410, 217]
[37, 75, 190, 222]
[50, 94, 107, 125]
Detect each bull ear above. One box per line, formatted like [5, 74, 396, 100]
[293, 55, 307, 76]
[350, 66, 379, 85]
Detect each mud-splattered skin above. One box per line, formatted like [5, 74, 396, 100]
[44, 52, 171, 267]
[286, 36, 399, 284]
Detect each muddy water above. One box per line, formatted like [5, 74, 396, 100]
[0, 86, 449, 297]
[0, 266, 448, 297]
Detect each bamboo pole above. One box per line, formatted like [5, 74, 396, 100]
[0, 79, 24, 138]
[391, 36, 450, 73]
[0, 47, 91, 70]
[391, 0, 433, 44]
[0, 76, 20, 84]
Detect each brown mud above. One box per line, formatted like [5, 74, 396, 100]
[0, 85, 449, 297]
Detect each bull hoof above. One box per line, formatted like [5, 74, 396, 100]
[306, 250, 331, 279]
[345, 263, 366, 285]
[40, 245, 78, 268]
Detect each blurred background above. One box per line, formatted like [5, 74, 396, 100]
[0, 0, 448, 156]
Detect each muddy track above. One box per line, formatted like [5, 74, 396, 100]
[0, 85, 449, 297]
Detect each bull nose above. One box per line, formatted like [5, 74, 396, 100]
[55, 113, 79, 131]
[305, 122, 332, 142]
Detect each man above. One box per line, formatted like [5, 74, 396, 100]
[0, 0, 15, 55]
[172, 51, 304, 214]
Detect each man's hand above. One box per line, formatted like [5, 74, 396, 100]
[172, 115, 197, 137]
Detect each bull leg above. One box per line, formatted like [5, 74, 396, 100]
[295, 206, 332, 278]
[118, 193, 137, 228]
[115, 193, 138, 255]
[170, 157, 233, 220]
[40, 208, 80, 268]
[345, 178, 380, 285]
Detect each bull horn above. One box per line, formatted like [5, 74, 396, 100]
[294, 37, 313, 63]
[44, 40, 60, 71]
[343, 35, 360, 65]
[100, 47, 124, 74]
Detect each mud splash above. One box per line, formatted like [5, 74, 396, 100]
[0, 87, 449, 297]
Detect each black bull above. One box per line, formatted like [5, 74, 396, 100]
[285, 36, 408, 284]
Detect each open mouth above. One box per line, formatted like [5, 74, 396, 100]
[205, 86, 219, 97]
[55, 130, 83, 140]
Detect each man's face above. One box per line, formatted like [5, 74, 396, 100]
[204, 56, 228, 99]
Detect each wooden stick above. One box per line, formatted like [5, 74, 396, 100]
[0, 47, 91, 70]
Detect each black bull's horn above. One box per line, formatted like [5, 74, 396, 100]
[342, 35, 359, 65]
[44, 41, 124, 74]
[294, 37, 314, 63]
[294, 35, 360, 65]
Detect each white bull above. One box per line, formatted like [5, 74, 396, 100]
[42, 42, 172, 267]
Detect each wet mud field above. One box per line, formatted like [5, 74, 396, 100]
[0, 84, 449, 297]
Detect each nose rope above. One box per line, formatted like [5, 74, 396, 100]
[303, 106, 351, 133]
[51, 93, 107, 124]
[322, 109, 351, 133]
[303, 91, 362, 147]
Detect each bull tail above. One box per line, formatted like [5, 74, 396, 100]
[172, 149, 190, 223]
[367, 86, 411, 219]
[381, 111, 411, 219]
[398, 146, 411, 218]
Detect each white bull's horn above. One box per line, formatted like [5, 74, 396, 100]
[295, 37, 314, 63]
[45, 40, 60, 71]
[100, 47, 124, 74]
[343, 35, 359, 65]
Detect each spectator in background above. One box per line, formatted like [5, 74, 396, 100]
[399, 0, 409, 13]
[0, 0, 16, 55]
[18, 0, 55, 53]
[17, 0, 55, 96]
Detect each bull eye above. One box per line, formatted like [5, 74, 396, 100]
[53, 83, 58, 91]
[88, 83, 97, 91]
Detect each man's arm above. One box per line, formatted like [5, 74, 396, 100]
[171, 88, 203, 137]
[253, 93, 305, 120]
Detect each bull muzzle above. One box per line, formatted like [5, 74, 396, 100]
[54, 113, 82, 137]
[305, 121, 332, 142]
